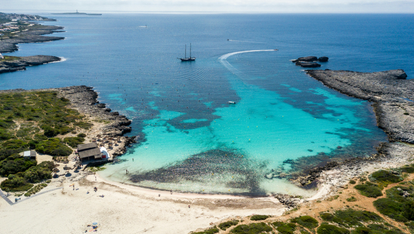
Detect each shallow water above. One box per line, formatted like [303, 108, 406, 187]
[3, 13, 412, 195]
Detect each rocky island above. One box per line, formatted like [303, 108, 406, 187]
[0, 55, 61, 73]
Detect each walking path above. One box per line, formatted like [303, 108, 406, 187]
[0, 187, 62, 206]
[0, 189, 13, 205]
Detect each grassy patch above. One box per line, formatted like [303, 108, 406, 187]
[250, 215, 269, 221]
[218, 220, 239, 230]
[230, 223, 272, 234]
[354, 182, 383, 198]
[24, 183, 47, 196]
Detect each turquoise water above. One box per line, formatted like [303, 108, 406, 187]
[3, 14, 411, 195]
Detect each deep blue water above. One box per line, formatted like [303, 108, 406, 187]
[3, 14, 414, 196]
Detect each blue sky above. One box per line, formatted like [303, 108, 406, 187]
[3, 0, 414, 13]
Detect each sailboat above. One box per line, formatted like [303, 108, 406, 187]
[180, 44, 196, 62]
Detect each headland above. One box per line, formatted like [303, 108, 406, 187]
[0, 12, 64, 73]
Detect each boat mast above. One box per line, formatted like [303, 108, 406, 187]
[185, 44, 187, 58]
[190, 43, 192, 58]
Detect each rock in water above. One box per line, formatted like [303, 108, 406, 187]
[318, 56, 329, 62]
[296, 61, 321, 68]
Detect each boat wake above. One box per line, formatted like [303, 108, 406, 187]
[218, 49, 277, 79]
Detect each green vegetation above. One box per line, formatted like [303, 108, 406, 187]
[230, 223, 272, 234]
[399, 165, 414, 173]
[346, 197, 357, 202]
[291, 216, 319, 230]
[273, 222, 296, 234]
[250, 215, 269, 221]
[349, 180, 356, 184]
[218, 220, 239, 230]
[63, 136, 85, 148]
[192, 226, 219, 234]
[370, 170, 402, 184]
[0, 161, 54, 192]
[354, 182, 383, 198]
[192, 167, 414, 234]
[35, 138, 72, 156]
[0, 90, 90, 192]
[317, 223, 349, 234]
[24, 183, 47, 197]
[0, 156, 36, 176]
[319, 209, 382, 228]
[0, 174, 33, 192]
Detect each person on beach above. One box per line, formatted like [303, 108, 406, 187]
[94, 187, 97, 192]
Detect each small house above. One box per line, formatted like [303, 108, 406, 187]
[23, 150, 36, 159]
[77, 143, 101, 162]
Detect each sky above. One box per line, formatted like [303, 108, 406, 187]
[3, 0, 414, 13]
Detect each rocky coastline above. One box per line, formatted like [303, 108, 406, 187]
[291, 69, 414, 200]
[0, 55, 61, 74]
[0, 13, 64, 54]
[0, 12, 64, 74]
[56, 85, 136, 156]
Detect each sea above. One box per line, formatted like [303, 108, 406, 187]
[2, 13, 414, 196]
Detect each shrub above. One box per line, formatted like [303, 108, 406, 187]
[250, 215, 269, 221]
[320, 213, 335, 222]
[349, 180, 356, 184]
[320, 209, 382, 228]
[373, 198, 406, 222]
[354, 182, 383, 198]
[77, 133, 86, 138]
[291, 216, 319, 230]
[35, 138, 72, 156]
[74, 121, 93, 129]
[23, 161, 53, 183]
[218, 220, 239, 230]
[231, 223, 272, 234]
[0, 174, 33, 192]
[400, 165, 414, 173]
[273, 222, 296, 234]
[317, 223, 349, 234]
[192, 226, 219, 234]
[346, 197, 357, 202]
[63, 137, 85, 148]
[386, 186, 414, 203]
[2, 139, 28, 150]
[370, 170, 402, 184]
[0, 157, 37, 176]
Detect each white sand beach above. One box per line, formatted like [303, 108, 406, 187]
[0, 173, 286, 234]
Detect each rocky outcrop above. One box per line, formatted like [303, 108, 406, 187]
[0, 25, 64, 53]
[57, 86, 133, 137]
[306, 69, 414, 144]
[295, 61, 321, 68]
[272, 193, 304, 209]
[0, 55, 61, 74]
[291, 56, 328, 68]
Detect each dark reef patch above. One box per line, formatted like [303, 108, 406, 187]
[129, 149, 267, 195]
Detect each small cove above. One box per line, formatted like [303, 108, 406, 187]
[3, 13, 413, 195]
